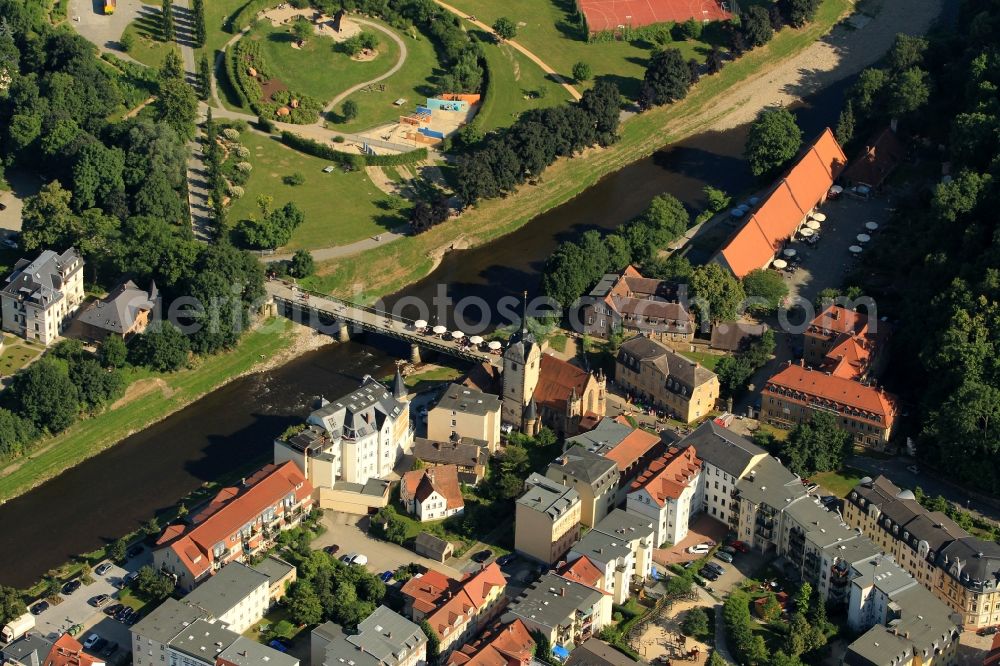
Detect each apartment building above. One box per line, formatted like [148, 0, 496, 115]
[568, 529, 634, 604]
[427, 384, 501, 453]
[400, 465, 464, 522]
[591, 509, 655, 584]
[626, 445, 701, 547]
[1, 249, 84, 345]
[311, 606, 426, 666]
[546, 446, 619, 527]
[412, 436, 488, 486]
[803, 305, 887, 378]
[153, 462, 313, 592]
[399, 564, 506, 656]
[277, 378, 412, 486]
[616, 336, 719, 423]
[843, 475, 1000, 629]
[515, 473, 582, 565]
[446, 619, 534, 666]
[182, 563, 268, 634]
[566, 417, 666, 505]
[502, 573, 611, 652]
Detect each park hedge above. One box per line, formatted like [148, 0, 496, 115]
[228, 0, 274, 33]
[280, 131, 428, 167]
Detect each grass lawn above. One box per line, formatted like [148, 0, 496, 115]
[443, 0, 727, 98]
[0, 335, 44, 377]
[546, 333, 568, 353]
[228, 132, 407, 251]
[0, 318, 296, 503]
[244, 21, 400, 106]
[393, 365, 462, 389]
[680, 349, 724, 371]
[244, 606, 308, 642]
[303, 0, 852, 300]
[757, 422, 790, 442]
[475, 41, 572, 132]
[812, 467, 865, 498]
[199, 0, 247, 60]
[120, 16, 178, 70]
[326, 23, 441, 132]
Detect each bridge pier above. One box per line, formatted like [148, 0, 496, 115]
[338, 322, 350, 342]
[410, 344, 421, 364]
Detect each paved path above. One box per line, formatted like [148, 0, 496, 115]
[67, 0, 143, 57]
[266, 225, 410, 263]
[322, 18, 409, 117]
[431, 0, 581, 101]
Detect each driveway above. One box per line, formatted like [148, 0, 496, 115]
[314, 512, 463, 578]
[0, 168, 43, 232]
[67, 0, 142, 55]
[32, 561, 127, 641]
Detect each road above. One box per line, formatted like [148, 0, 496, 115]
[430, 0, 581, 101]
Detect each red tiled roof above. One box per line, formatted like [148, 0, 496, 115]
[718, 128, 847, 278]
[45, 635, 104, 666]
[842, 127, 905, 188]
[825, 336, 871, 379]
[158, 461, 312, 580]
[558, 556, 605, 589]
[765, 363, 897, 427]
[629, 445, 701, 507]
[534, 355, 591, 413]
[402, 465, 464, 511]
[401, 570, 453, 615]
[405, 564, 506, 640]
[447, 620, 535, 666]
[603, 422, 662, 473]
[809, 305, 869, 338]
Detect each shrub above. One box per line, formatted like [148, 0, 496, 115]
[235, 161, 252, 172]
[119, 31, 135, 52]
[283, 172, 305, 186]
[572, 61, 592, 82]
[228, 184, 245, 198]
[222, 127, 240, 140]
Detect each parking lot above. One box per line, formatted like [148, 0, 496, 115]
[654, 514, 729, 567]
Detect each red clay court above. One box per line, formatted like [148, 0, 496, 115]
[578, 0, 733, 32]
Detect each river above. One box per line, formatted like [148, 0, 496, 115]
[0, 78, 850, 588]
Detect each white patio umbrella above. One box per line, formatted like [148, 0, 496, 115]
[830, 185, 844, 195]
[451, 330, 465, 340]
[469, 335, 484, 345]
[865, 221, 879, 231]
[810, 212, 827, 222]
[849, 245, 863, 254]
[857, 233, 871, 243]
[772, 259, 788, 269]
[806, 220, 821, 230]
[488, 340, 502, 350]
[783, 248, 797, 258]
[432, 325, 447, 334]
[414, 319, 427, 329]
[799, 228, 815, 238]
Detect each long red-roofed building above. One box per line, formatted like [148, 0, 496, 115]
[400, 563, 507, 657]
[714, 128, 847, 278]
[625, 445, 702, 547]
[153, 461, 313, 591]
[761, 362, 898, 449]
[446, 620, 535, 666]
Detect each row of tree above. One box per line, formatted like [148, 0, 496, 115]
[454, 81, 621, 206]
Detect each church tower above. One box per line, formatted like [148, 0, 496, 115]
[501, 293, 541, 428]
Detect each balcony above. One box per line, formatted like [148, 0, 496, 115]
[754, 526, 773, 540]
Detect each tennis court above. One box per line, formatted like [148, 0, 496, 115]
[578, 0, 733, 32]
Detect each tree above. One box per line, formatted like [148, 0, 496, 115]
[759, 594, 782, 622]
[160, 49, 183, 82]
[288, 580, 323, 625]
[690, 263, 746, 324]
[644, 254, 693, 282]
[239, 202, 305, 249]
[784, 613, 809, 656]
[421, 619, 441, 662]
[703, 185, 731, 213]
[770, 651, 805, 666]
[136, 565, 174, 600]
[71, 141, 126, 212]
[741, 6, 774, 47]
[9, 358, 80, 432]
[293, 17, 312, 42]
[119, 30, 135, 52]
[707, 47, 725, 75]
[742, 268, 789, 313]
[677, 18, 702, 40]
[492, 17, 517, 41]
[161, 0, 175, 41]
[289, 249, 315, 278]
[850, 68, 888, 117]
[886, 34, 927, 72]
[192, 0, 206, 46]
[129, 322, 190, 372]
[835, 100, 855, 146]
[745, 107, 802, 177]
[342, 99, 358, 121]
[639, 48, 691, 108]
[778, 411, 853, 475]
[887, 67, 929, 117]
[157, 79, 198, 138]
[778, 0, 821, 27]
[579, 79, 621, 145]
[21, 181, 79, 251]
[197, 53, 211, 101]
[681, 607, 710, 638]
[0, 409, 37, 460]
[0, 585, 27, 627]
[71, 358, 126, 412]
[109, 537, 128, 563]
[572, 61, 592, 82]
[794, 582, 812, 614]
[707, 652, 730, 666]
[747, 634, 769, 665]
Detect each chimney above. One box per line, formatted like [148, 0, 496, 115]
[559, 587, 565, 597]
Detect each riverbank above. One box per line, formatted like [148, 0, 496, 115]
[302, 0, 939, 301]
[0, 318, 326, 504]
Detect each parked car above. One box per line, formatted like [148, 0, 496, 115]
[380, 571, 394, 583]
[123, 571, 139, 586]
[703, 562, 724, 574]
[341, 553, 368, 566]
[701, 569, 720, 581]
[497, 553, 517, 566]
[715, 551, 734, 563]
[89, 594, 111, 607]
[30, 601, 49, 615]
[126, 611, 140, 626]
[820, 495, 839, 508]
[906, 465, 919, 474]
[323, 545, 340, 555]
[471, 549, 492, 563]
[126, 545, 143, 559]
[728, 540, 750, 553]
[95, 562, 113, 576]
[116, 606, 131, 621]
[104, 603, 123, 617]
[978, 626, 998, 636]
[101, 641, 119, 658]
[83, 634, 101, 650]
[687, 544, 711, 555]
[61, 579, 82, 595]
